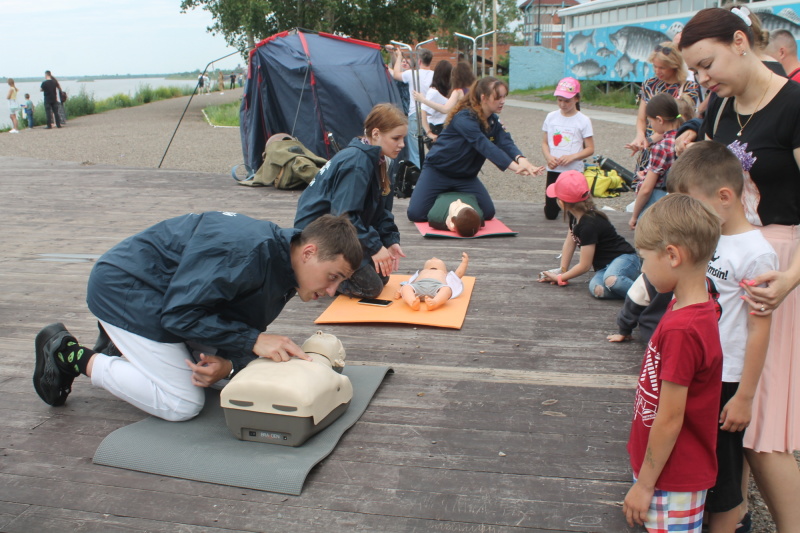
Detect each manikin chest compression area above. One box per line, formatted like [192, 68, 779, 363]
[221, 331, 353, 446]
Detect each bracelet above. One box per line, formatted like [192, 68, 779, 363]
[557, 274, 569, 286]
[226, 364, 235, 380]
[514, 155, 525, 163]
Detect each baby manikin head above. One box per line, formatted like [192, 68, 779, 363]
[423, 257, 447, 271]
[301, 331, 346, 372]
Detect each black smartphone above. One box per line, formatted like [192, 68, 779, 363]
[357, 298, 393, 307]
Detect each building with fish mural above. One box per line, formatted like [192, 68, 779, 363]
[558, 0, 800, 82]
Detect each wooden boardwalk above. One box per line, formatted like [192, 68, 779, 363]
[0, 156, 643, 532]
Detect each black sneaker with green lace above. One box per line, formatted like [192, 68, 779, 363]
[33, 323, 92, 406]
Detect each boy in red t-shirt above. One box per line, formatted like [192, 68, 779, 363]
[624, 194, 723, 532]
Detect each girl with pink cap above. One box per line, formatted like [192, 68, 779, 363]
[541, 77, 595, 220]
[538, 170, 640, 299]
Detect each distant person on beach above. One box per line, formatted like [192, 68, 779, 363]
[6, 78, 20, 133]
[23, 93, 34, 129]
[32, 213, 361, 421]
[218, 71, 225, 93]
[198, 73, 205, 92]
[40, 70, 62, 129]
[203, 74, 210, 94]
[229, 73, 236, 90]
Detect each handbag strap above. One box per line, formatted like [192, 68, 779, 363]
[713, 97, 729, 138]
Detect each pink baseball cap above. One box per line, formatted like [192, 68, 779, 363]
[554, 77, 581, 99]
[546, 170, 590, 203]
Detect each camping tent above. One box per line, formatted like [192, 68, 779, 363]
[240, 28, 404, 172]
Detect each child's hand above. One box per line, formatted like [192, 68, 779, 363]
[719, 394, 752, 432]
[546, 156, 558, 169]
[628, 216, 638, 231]
[623, 481, 654, 527]
[607, 333, 632, 343]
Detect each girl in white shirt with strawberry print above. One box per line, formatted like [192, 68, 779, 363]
[541, 77, 595, 220]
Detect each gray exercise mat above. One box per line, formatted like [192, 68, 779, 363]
[93, 365, 392, 495]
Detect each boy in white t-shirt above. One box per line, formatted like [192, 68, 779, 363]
[668, 141, 777, 532]
[541, 77, 594, 220]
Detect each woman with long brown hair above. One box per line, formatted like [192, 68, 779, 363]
[294, 103, 407, 298]
[680, 7, 800, 531]
[407, 76, 544, 222]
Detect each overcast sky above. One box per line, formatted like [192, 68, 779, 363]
[1, 0, 243, 78]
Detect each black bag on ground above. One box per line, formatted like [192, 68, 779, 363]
[393, 160, 420, 199]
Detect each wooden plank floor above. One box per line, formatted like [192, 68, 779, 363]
[0, 156, 643, 532]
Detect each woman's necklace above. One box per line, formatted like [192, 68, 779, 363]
[734, 72, 773, 137]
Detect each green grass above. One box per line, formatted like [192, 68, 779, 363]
[2, 84, 195, 132]
[512, 81, 639, 109]
[204, 101, 241, 127]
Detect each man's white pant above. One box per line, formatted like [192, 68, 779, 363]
[90, 320, 205, 421]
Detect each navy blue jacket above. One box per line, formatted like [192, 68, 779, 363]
[423, 109, 522, 178]
[294, 138, 400, 257]
[86, 212, 299, 372]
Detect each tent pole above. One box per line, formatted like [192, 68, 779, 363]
[159, 49, 248, 169]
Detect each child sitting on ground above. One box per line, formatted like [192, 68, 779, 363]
[538, 170, 640, 299]
[607, 273, 673, 344]
[396, 252, 469, 311]
[628, 92, 686, 230]
[624, 193, 723, 532]
[668, 141, 777, 532]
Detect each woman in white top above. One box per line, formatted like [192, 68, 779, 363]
[413, 61, 476, 119]
[6, 79, 20, 133]
[420, 61, 452, 143]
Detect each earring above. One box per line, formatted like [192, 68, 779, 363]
[741, 50, 747, 56]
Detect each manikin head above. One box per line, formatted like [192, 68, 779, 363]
[301, 331, 347, 372]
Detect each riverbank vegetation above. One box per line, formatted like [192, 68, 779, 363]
[4, 84, 197, 132]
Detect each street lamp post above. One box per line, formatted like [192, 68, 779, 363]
[455, 31, 495, 75]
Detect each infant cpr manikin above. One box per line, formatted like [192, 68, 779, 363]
[221, 331, 353, 446]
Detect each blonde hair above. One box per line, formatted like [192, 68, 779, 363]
[667, 140, 744, 197]
[648, 41, 688, 84]
[635, 193, 721, 264]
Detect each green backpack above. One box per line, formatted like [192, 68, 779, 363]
[240, 136, 328, 189]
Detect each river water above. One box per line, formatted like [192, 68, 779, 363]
[2, 77, 202, 128]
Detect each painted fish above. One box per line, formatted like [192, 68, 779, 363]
[569, 31, 595, 56]
[614, 54, 637, 80]
[571, 59, 607, 78]
[665, 22, 684, 40]
[609, 26, 670, 63]
[753, 9, 800, 39]
[596, 47, 616, 58]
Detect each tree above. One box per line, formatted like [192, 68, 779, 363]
[180, 0, 521, 56]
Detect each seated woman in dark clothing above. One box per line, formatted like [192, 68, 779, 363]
[294, 103, 407, 299]
[406, 76, 544, 222]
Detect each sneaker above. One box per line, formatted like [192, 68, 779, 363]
[92, 322, 122, 357]
[10, 129, 19, 133]
[33, 323, 80, 406]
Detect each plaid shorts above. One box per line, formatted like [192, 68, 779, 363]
[645, 487, 707, 532]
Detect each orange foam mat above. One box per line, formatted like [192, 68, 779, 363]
[315, 274, 475, 329]
[414, 218, 517, 238]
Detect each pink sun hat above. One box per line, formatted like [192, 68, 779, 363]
[546, 170, 590, 203]
[554, 77, 581, 99]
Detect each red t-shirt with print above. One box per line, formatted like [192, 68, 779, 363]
[627, 299, 723, 492]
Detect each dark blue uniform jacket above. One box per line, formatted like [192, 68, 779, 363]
[423, 109, 521, 178]
[86, 212, 298, 372]
[294, 138, 400, 259]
